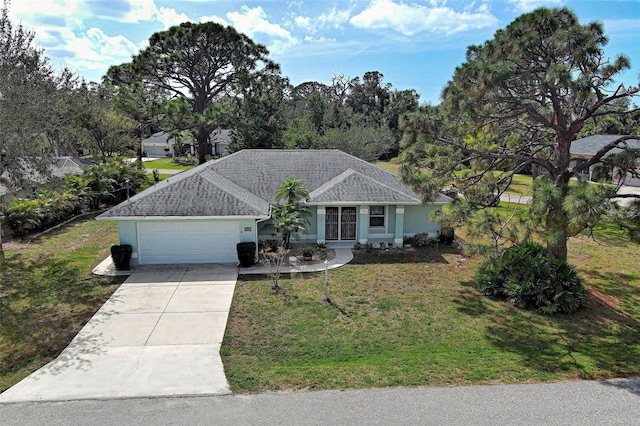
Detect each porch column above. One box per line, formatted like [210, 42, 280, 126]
[317, 206, 326, 244]
[359, 206, 369, 244]
[394, 205, 405, 247]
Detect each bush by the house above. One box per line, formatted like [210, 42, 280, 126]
[438, 227, 455, 245]
[476, 241, 588, 315]
[237, 242, 257, 267]
[404, 233, 433, 247]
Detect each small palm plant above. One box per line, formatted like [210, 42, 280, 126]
[272, 177, 311, 248]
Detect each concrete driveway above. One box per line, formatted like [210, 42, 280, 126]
[0, 264, 238, 402]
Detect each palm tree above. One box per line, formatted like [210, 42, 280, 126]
[275, 177, 309, 205]
[272, 178, 311, 248]
[271, 204, 310, 249]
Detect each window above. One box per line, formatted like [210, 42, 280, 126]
[369, 206, 385, 227]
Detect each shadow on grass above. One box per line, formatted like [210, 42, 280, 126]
[582, 269, 640, 307]
[453, 280, 492, 317]
[0, 254, 124, 383]
[453, 284, 640, 381]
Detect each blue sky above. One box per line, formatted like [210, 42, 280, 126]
[10, 0, 640, 104]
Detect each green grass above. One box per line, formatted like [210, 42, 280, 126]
[375, 161, 401, 174]
[221, 231, 640, 393]
[143, 158, 195, 170]
[0, 217, 124, 392]
[504, 174, 533, 196]
[145, 173, 173, 182]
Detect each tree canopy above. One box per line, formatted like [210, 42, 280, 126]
[107, 21, 278, 164]
[401, 7, 639, 260]
[0, 2, 83, 189]
[282, 71, 419, 161]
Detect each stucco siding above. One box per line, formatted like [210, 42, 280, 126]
[239, 219, 257, 243]
[118, 221, 139, 265]
[404, 205, 440, 237]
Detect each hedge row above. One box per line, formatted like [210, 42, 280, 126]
[2, 157, 149, 237]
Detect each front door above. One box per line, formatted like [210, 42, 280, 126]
[325, 207, 357, 241]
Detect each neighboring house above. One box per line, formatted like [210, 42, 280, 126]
[1, 156, 93, 208]
[570, 135, 640, 187]
[141, 130, 230, 158]
[211, 129, 231, 157]
[97, 149, 451, 265]
[53, 156, 94, 178]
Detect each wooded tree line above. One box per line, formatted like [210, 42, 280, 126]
[2, 1, 639, 264]
[104, 20, 420, 163]
[0, 2, 143, 188]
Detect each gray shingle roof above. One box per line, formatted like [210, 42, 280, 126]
[99, 149, 449, 219]
[571, 135, 640, 157]
[309, 169, 422, 204]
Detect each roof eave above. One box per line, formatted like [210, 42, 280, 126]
[306, 200, 423, 206]
[97, 215, 270, 221]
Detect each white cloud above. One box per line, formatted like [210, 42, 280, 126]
[507, 0, 563, 13]
[295, 15, 313, 30]
[9, 0, 83, 20]
[350, 0, 498, 36]
[200, 15, 229, 26]
[156, 7, 193, 29]
[123, 0, 159, 23]
[85, 27, 139, 57]
[293, 6, 352, 34]
[303, 35, 336, 43]
[226, 6, 297, 53]
[227, 6, 293, 40]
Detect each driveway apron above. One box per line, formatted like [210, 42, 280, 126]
[0, 264, 238, 402]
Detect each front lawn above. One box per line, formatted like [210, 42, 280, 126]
[503, 173, 533, 196]
[375, 161, 401, 174]
[145, 172, 173, 182]
[0, 217, 124, 392]
[221, 228, 640, 393]
[143, 158, 196, 170]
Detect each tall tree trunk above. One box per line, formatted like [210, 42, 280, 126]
[196, 128, 209, 165]
[0, 220, 4, 260]
[545, 198, 569, 261]
[547, 237, 568, 261]
[545, 134, 572, 261]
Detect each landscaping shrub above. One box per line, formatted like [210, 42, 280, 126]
[237, 242, 256, 267]
[4, 157, 150, 237]
[410, 233, 432, 247]
[84, 156, 149, 208]
[4, 190, 83, 237]
[476, 241, 588, 314]
[4, 199, 41, 236]
[438, 227, 455, 245]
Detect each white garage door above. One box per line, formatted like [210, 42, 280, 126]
[137, 221, 241, 264]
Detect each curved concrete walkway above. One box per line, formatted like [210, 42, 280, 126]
[0, 264, 238, 402]
[238, 248, 354, 275]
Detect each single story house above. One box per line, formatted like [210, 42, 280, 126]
[570, 135, 640, 186]
[141, 129, 230, 158]
[97, 149, 451, 265]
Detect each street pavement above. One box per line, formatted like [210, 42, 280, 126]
[2, 377, 640, 425]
